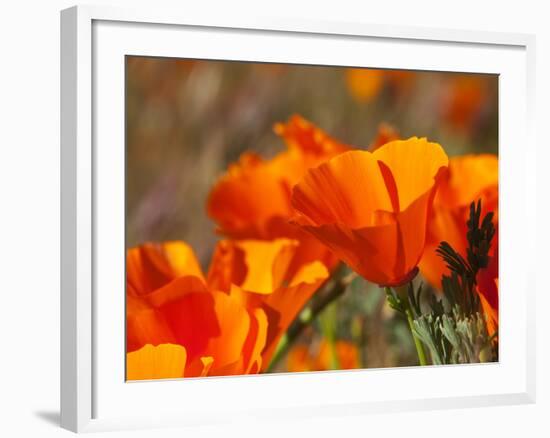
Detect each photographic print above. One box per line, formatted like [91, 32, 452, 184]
[125, 57, 498, 381]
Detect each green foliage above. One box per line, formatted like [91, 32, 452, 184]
[387, 199, 498, 365]
[466, 200, 496, 273]
[412, 307, 494, 364]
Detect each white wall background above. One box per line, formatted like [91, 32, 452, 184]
[0, 0, 546, 436]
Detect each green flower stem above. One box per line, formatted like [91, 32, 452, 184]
[384, 285, 428, 366]
[265, 266, 356, 372]
[405, 308, 428, 366]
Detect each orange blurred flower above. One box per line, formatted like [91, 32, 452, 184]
[286, 340, 359, 372]
[345, 68, 385, 103]
[207, 115, 350, 274]
[418, 154, 498, 289]
[126, 238, 328, 379]
[346, 68, 415, 103]
[291, 137, 449, 286]
[440, 74, 491, 132]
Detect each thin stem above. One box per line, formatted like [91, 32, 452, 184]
[405, 308, 428, 366]
[384, 285, 428, 366]
[266, 266, 356, 372]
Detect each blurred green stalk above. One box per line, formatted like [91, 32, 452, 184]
[265, 266, 356, 372]
[319, 302, 340, 370]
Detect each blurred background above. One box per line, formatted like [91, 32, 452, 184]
[126, 56, 498, 371]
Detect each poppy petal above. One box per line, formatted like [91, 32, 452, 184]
[127, 241, 205, 297]
[292, 150, 393, 228]
[126, 344, 187, 381]
[373, 137, 449, 211]
[235, 239, 298, 294]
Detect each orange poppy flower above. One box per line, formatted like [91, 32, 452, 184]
[418, 154, 498, 289]
[206, 238, 329, 368]
[206, 115, 349, 274]
[207, 115, 349, 239]
[286, 340, 359, 372]
[126, 238, 328, 379]
[291, 137, 449, 286]
[126, 241, 267, 379]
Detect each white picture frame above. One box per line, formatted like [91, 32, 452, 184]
[60, 4, 536, 433]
